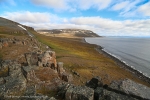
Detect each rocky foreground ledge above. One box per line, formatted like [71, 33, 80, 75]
[0, 50, 150, 100]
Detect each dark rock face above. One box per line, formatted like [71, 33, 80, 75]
[84, 77, 150, 100]
[65, 85, 94, 100]
[109, 79, 150, 100]
[57, 84, 94, 100]
[94, 87, 137, 100]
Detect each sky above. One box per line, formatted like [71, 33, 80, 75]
[0, 0, 150, 36]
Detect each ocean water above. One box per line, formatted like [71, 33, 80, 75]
[85, 37, 150, 78]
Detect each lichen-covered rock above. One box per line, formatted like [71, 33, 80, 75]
[21, 66, 40, 83]
[65, 85, 94, 100]
[110, 79, 150, 100]
[0, 61, 27, 98]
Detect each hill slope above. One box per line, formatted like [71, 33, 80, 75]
[0, 17, 34, 36]
[37, 29, 100, 38]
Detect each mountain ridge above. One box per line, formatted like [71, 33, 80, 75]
[37, 29, 100, 38]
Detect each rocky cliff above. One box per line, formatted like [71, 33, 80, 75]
[37, 29, 100, 38]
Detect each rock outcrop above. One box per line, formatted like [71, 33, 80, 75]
[57, 77, 150, 100]
[0, 49, 73, 100]
[109, 79, 150, 100]
[0, 61, 26, 99]
[65, 85, 94, 100]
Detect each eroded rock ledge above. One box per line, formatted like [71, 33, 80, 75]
[0, 50, 72, 100]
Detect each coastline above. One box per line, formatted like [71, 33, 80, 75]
[84, 38, 150, 84]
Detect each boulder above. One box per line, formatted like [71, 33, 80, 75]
[21, 66, 40, 83]
[0, 42, 2, 49]
[94, 87, 137, 100]
[65, 85, 94, 100]
[49, 97, 57, 100]
[94, 87, 103, 100]
[57, 62, 65, 75]
[25, 53, 38, 66]
[86, 76, 103, 89]
[41, 51, 57, 68]
[61, 73, 73, 83]
[109, 79, 150, 100]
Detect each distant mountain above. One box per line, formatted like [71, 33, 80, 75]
[37, 29, 100, 38]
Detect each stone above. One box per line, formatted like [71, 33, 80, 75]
[94, 87, 137, 100]
[0, 42, 2, 49]
[65, 85, 94, 100]
[86, 76, 103, 89]
[0, 61, 27, 98]
[25, 53, 38, 66]
[0, 78, 5, 85]
[21, 66, 40, 83]
[110, 79, 150, 100]
[102, 89, 137, 100]
[94, 87, 103, 100]
[57, 62, 65, 75]
[49, 97, 57, 100]
[57, 83, 70, 99]
[2, 41, 8, 47]
[41, 51, 57, 68]
[61, 73, 73, 83]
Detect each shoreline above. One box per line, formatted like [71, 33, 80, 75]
[84, 38, 150, 84]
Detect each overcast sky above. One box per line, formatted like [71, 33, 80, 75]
[0, 0, 150, 36]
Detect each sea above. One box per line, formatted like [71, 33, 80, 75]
[85, 37, 150, 78]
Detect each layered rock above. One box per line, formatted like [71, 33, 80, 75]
[0, 61, 26, 98]
[58, 84, 94, 100]
[25, 50, 57, 69]
[109, 79, 150, 100]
